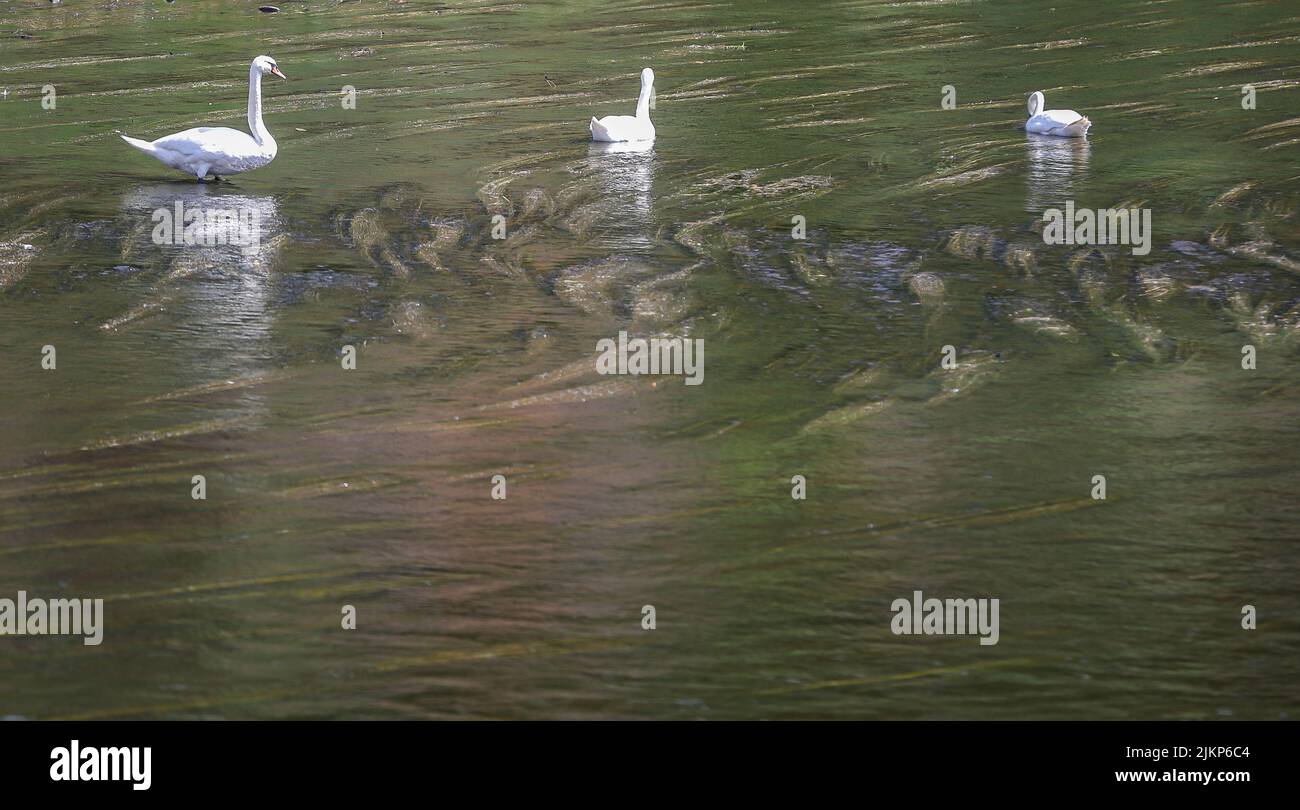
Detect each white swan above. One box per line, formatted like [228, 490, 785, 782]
[120, 55, 286, 181]
[1025, 91, 1090, 138]
[590, 68, 656, 143]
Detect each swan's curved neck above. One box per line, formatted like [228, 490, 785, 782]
[247, 65, 273, 147]
[636, 78, 653, 120]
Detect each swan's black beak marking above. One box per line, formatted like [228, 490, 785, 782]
[271, 66, 287, 79]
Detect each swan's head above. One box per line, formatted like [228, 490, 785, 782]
[253, 55, 286, 79]
[1027, 91, 1044, 117]
[640, 67, 655, 87]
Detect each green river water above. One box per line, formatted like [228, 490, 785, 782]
[0, 0, 1298, 718]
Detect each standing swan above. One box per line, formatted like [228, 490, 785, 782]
[1025, 91, 1090, 138]
[590, 68, 656, 143]
[120, 55, 286, 181]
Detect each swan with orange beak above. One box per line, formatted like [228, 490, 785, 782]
[120, 56, 286, 181]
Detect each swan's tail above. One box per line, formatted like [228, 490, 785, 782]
[118, 132, 158, 155]
[589, 116, 612, 142]
[1061, 116, 1091, 138]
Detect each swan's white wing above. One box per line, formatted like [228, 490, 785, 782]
[591, 115, 637, 142]
[152, 126, 258, 157]
[147, 126, 273, 176]
[1027, 109, 1090, 137]
[590, 115, 654, 143]
[1040, 109, 1083, 127]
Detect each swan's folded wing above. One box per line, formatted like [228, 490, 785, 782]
[1042, 109, 1085, 127]
[152, 126, 255, 157]
[591, 114, 644, 142]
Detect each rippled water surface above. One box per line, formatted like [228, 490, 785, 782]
[1, 0, 1299, 719]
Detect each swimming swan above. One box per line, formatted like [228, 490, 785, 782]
[1025, 91, 1090, 138]
[590, 68, 656, 143]
[120, 55, 286, 181]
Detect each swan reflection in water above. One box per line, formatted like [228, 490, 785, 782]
[1024, 133, 1090, 214]
[117, 183, 284, 369]
[586, 140, 656, 250]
